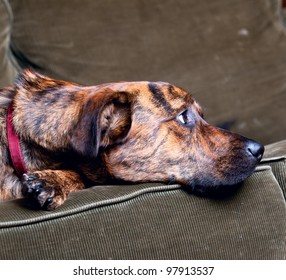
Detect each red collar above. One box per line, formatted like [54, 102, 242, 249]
[6, 102, 28, 178]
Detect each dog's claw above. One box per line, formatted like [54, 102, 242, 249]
[23, 173, 39, 182]
[46, 198, 53, 204]
[21, 173, 62, 210]
[34, 185, 42, 194]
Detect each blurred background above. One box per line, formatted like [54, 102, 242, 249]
[1, 0, 286, 145]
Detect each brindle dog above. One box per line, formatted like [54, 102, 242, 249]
[0, 70, 264, 210]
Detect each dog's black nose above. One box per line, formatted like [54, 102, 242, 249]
[246, 140, 264, 161]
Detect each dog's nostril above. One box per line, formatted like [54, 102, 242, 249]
[247, 141, 264, 161]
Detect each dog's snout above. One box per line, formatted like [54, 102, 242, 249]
[246, 140, 264, 161]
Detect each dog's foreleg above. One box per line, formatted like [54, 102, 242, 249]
[21, 170, 85, 210]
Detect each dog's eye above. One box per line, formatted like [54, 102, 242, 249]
[176, 109, 195, 127]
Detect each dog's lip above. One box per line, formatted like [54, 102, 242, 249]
[181, 175, 247, 199]
[182, 181, 244, 199]
[183, 166, 257, 188]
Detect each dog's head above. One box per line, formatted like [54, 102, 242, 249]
[13, 71, 264, 194]
[70, 80, 264, 192]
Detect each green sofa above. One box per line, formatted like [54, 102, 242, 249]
[0, 0, 285, 259]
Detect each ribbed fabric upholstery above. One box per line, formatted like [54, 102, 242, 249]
[0, 165, 285, 260]
[263, 159, 286, 199]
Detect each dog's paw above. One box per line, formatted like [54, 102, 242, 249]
[21, 173, 66, 210]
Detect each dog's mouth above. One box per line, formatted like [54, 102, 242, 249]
[180, 144, 264, 198]
[182, 181, 244, 199]
[168, 166, 253, 198]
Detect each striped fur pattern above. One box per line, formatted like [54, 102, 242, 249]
[0, 70, 264, 210]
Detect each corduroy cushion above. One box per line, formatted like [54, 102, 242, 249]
[261, 140, 286, 199]
[0, 155, 285, 259]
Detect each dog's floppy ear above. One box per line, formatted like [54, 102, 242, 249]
[71, 91, 132, 157]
